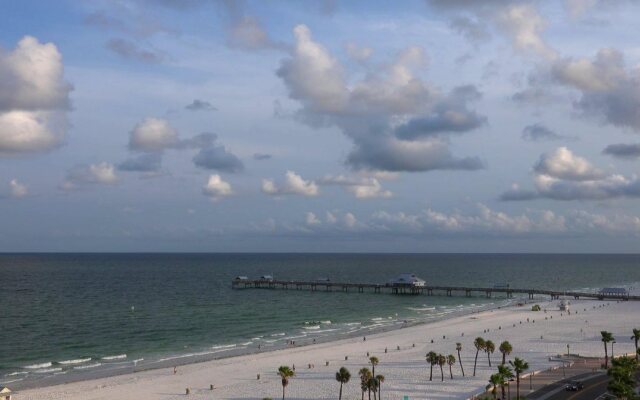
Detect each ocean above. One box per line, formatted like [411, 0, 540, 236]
[1, 253, 639, 389]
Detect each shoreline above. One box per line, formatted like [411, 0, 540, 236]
[8, 295, 517, 391]
[14, 297, 640, 400]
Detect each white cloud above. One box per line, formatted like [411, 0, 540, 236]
[262, 170, 319, 197]
[9, 179, 28, 198]
[533, 147, 603, 181]
[277, 25, 485, 173]
[305, 212, 321, 225]
[319, 174, 392, 199]
[495, 4, 557, 60]
[202, 174, 233, 200]
[345, 42, 373, 62]
[0, 36, 71, 111]
[62, 162, 119, 190]
[0, 110, 66, 154]
[128, 117, 179, 151]
[0, 36, 71, 155]
[502, 147, 640, 201]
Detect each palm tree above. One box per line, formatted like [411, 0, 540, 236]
[601, 331, 614, 368]
[369, 356, 379, 376]
[427, 351, 438, 381]
[277, 366, 295, 400]
[367, 376, 379, 400]
[473, 337, 486, 376]
[456, 342, 465, 377]
[447, 354, 456, 379]
[509, 357, 529, 400]
[631, 328, 640, 361]
[485, 340, 496, 368]
[486, 373, 502, 400]
[368, 357, 379, 399]
[359, 368, 372, 400]
[498, 364, 514, 400]
[375, 374, 385, 400]
[335, 367, 351, 400]
[437, 354, 446, 382]
[499, 341, 513, 365]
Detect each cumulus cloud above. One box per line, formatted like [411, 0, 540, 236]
[550, 48, 640, 131]
[192, 144, 244, 172]
[521, 124, 567, 142]
[9, 179, 28, 198]
[495, 4, 557, 59]
[277, 25, 486, 173]
[61, 162, 119, 190]
[117, 153, 162, 172]
[602, 143, 640, 159]
[129, 117, 179, 152]
[124, 122, 244, 174]
[185, 99, 217, 111]
[262, 170, 319, 197]
[221, 2, 286, 52]
[202, 174, 233, 200]
[106, 38, 164, 63]
[253, 153, 272, 160]
[502, 147, 640, 201]
[0, 36, 71, 155]
[318, 175, 393, 199]
[533, 147, 603, 181]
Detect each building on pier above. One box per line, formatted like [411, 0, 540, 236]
[388, 273, 425, 287]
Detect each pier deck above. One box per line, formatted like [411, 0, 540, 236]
[231, 279, 639, 301]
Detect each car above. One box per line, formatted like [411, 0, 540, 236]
[565, 380, 584, 391]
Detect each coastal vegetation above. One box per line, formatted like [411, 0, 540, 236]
[335, 367, 351, 400]
[631, 328, 640, 361]
[499, 341, 512, 365]
[601, 331, 614, 368]
[485, 340, 495, 368]
[607, 356, 638, 400]
[509, 357, 529, 400]
[277, 366, 295, 400]
[473, 337, 486, 376]
[456, 342, 465, 376]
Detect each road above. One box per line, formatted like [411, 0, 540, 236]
[529, 369, 640, 400]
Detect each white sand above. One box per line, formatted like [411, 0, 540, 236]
[16, 299, 639, 400]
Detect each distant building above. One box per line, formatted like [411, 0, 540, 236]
[388, 273, 426, 287]
[0, 386, 12, 400]
[259, 275, 274, 281]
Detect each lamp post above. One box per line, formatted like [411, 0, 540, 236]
[612, 340, 616, 360]
[567, 344, 570, 356]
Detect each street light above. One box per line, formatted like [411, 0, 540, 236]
[567, 344, 570, 356]
[612, 340, 616, 360]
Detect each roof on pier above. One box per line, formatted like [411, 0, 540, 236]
[388, 273, 425, 286]
[600, 287, 627, 294]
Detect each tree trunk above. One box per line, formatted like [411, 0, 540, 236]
[378, 384, 381, 400]
[516, 375, 520, 400]
[339, 383, 343, 400]
[440, 365, 444, 382]
[635, 338, 639, 361]
[458, 350, 465, 377]
[474, 350, 479, 376]
[501, 384, 505, 400]
[430, 365, 433, 381]
[604, 342, 609, 368]
[361, 389, 364, 400]
[487, 352, 492, 367]
[502, 353, 506, 365]
[368, 386, 371, 400]
[282, 385, 285, 400]
[449, 364, 453, 379]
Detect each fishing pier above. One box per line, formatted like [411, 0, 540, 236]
[231, 275, 638, 301]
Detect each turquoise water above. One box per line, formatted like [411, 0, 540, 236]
[1, 253, 639, 388]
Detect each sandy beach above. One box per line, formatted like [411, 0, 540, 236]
[14, 298, 639, 400]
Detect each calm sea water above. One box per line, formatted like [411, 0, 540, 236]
[1, 253, 639, 388]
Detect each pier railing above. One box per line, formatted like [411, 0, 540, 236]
[231, 279, 639, 301]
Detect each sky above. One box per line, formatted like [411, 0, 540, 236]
[2, 0, 640, 252]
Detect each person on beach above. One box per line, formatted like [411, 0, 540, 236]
[173, 366, 177, 374]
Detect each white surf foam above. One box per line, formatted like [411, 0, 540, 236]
[23, 362, 52, 369]
[59, 357, 92, 365]
[101, 354, 127, 361]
